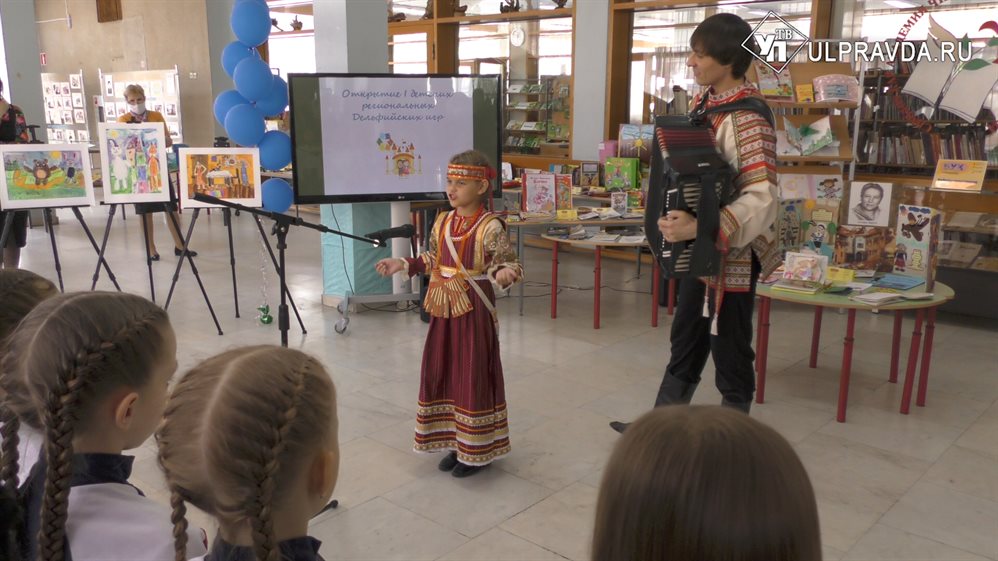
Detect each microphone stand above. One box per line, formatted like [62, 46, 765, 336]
[193, 193, 378, 347]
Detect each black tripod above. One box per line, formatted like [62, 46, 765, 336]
[1, 207, 120, 292]
[192, 193, 377, 347]
[162, 209, 223, 335]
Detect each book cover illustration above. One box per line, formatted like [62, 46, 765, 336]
[778, 198, 805, 254]
[802, 198, 840, 259]
[523, 172, 556, 214]
[893, 204, 941, 290]
[610, 192, 627, 216]
[617, 124, 655, 164]
[795, 84, 815, 103]
[603, 157, 639, 191]
[813, 175, 843, 200]
[783, 115, 835, 156]
[833, 225, 893, 271]
[778, 174, 815, 199]
[555, 174, 573, 211]
[579, 161, 600, 187]
[812, 74, 861, 103]
[598, 140, 618, 165]
[755, 62, 794, 99]
[773, 252, 829, 294]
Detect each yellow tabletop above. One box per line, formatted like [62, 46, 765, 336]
[758, 281, 955, 311]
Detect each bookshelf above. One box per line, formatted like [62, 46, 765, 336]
[504, 76, 571, 157]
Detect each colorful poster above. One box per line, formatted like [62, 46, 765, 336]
[98, 122, 170, 204]
[0, 144, 95, 209]
[178, 147, 261, 209]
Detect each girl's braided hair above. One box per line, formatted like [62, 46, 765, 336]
[1, 292, 170, 561]
[157, 346, 336, 561]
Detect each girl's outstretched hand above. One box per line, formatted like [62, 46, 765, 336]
[495, 267, 519, 288]
[376, 258, 404, 277]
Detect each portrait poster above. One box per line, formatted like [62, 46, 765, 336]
[0, 144, 95, 209]
[847, 181, 892, 227]
[178, 147, 261, 209]
[98, 122, 171, 204]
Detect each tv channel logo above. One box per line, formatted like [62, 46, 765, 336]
[743, 12, 810, 73]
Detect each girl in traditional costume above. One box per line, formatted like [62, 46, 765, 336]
[376, 150, 522, 478]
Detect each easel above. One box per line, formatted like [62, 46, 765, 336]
[90, 203, 156, 300]
[1, 207, 119, 292]
[162, 209, 223, 335]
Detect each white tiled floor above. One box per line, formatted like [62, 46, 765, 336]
[16, 206, 998, 561]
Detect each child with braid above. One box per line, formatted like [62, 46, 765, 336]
[0, 292, 207, 561]
[375, 149, 522, 477]
[157, 346, 339, 561]
[0, 270, 58, 482]
[0, 269, 57, 561]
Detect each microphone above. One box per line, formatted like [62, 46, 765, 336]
[365, 224, 416, 247]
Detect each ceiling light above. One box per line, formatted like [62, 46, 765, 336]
[883, 0, 917, 8]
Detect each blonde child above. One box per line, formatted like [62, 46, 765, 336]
[0, 292, 206, 561]
[592, 406, 821, 561]
[0, 269, 59, 486]
[375, 149, 522, 478]
[157, 346, 338, 561]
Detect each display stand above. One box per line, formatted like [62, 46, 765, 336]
[193, 193, 377, 347]
[1, 207, 119, 293]
[163, 209, 223, 335]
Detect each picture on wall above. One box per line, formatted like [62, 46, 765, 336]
[72, 93, 84, 108]
[105, 103, 118, 119]
[60, 83, 71, 96]
[61, 110, 73, 125]
[70, 74, 82, 90]
[98, 122, 171, 204]
[65, 130, 76, 143]
[0, 144, 95, 209]
[104, 75, 114, 97]
[77, 130, 90, 142]
[164, 103, 177, 117]
[847, 181, 893, 227]
[178, 147, 261, 209]
[74, 109, 87, 124]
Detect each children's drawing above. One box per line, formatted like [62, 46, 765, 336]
[178, 148, 262, 209]
[98, 123, 171, 204]
[0, 144, 95, 209]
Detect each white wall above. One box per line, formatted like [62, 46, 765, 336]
[1, 0, 45, 133]
[571, 0, 610, 160]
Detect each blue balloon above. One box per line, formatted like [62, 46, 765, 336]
[254, 76, 288, 117]
[213, 89, 250, 127]
[224, 104, 266, 147]
[259, 131, 292, 170]
[262, 178, 294, 213]
[221, 41, 257, 78]
[230, 1, 271, 47]
[233, 57, 274, 102]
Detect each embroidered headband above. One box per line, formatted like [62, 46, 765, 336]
[448, 164, 496, 181]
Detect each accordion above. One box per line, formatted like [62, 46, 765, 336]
[645, 96, 774, 278]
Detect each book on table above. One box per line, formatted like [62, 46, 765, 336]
[850, 291, 934, 306]
[873, 273, 925, 290]
[772, 252, 829, 295]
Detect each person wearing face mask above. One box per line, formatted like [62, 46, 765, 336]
[118, 84, 195, 261]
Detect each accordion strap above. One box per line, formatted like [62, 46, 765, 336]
[690, 95, 775, 129]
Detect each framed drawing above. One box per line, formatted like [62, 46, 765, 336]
[178, 147, 262, 209]
[0, 144, 95, 209]
[98, 122, 171, 204]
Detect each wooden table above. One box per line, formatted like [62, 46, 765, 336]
[755, 283, 955, 422]
[540, 234, 660, 329]
[506, 217, 645, 316]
